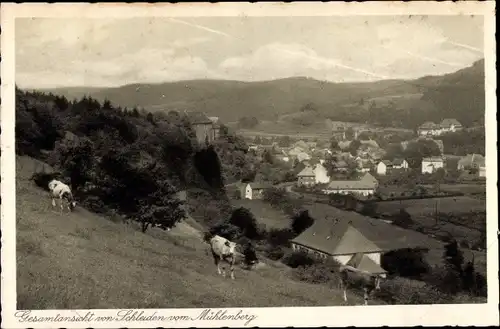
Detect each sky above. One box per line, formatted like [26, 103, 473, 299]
[15, 15, 484, 89]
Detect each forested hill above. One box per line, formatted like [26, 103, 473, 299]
[15, 88, 255, 232]
[38, 59, 485, 129]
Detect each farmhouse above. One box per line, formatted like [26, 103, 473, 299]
[418, 122, 441, 137]
[185, 111, 220, 145]
[290, 203, 441, 276]
[457, 153, 485, 170]
[421, 157, 444, 174]
[392, 158, 409, 170]
[313, 163, 331, 184]
[322, 173, 378, 196]
[417, 119, 462, 137]
[297, 166, 315, 187]
[376, 160, 392, 175]
[244, 182, 272, 200]
[297, 163, 330, 186]
[440, 118, 463, 133]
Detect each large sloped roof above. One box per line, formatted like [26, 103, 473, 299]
[291, 203, 441, 255]
[185, 111, 212, 124]
[297, 166, 315, 177]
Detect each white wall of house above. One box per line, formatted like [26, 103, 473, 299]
[479, 166, 486, 177]
[333, 254, 352, 265]
[244, 185, 254, 199]
[421, 160, 444, 174]
[393, 160, 409, 170]
[376, 162, 387, 175]
[314, 164, 330, 184]
[365, 252, 382, 265]
[322, 188, 375, 196]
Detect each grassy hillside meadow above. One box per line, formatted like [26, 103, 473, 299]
[230, 199, 292, 230]
[17, 156, 370, 309]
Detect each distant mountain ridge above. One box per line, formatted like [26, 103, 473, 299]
[34, 59, 485, 129]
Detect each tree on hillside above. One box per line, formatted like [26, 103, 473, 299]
[277, 135, 291, 147]
[347, 139, 361, 156]
[291, 210, 314, 235]
[329, 137, 339, 151]
[262, 149, 274, 164]
[391, 208, 414, 229]
[404, 139, 441, 168]
[229, 207, 260, 240]
[345, 127, 356, 140]
[300, 102, 318, 112]
[385, 143, 406, 160]
[439, 239, 465, 294]
[238, 116, 260, 129]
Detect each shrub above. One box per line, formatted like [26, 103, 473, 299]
[229, 207, 261, 240]
[265, 246, 286, 261]
[391, 208, 414, 229]
[266, 228, 295, 247]
[282, 251, 316, 268]
[381, 248, 431, 279]
[291, 210, 314, 235]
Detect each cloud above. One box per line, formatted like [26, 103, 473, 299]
[219, 43, 390, 82]
[167, 18, 234, 39]
[15, 16, 484, 88]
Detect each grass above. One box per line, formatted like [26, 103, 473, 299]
[374, 196, 486, 217]
[230, 199, 292, 230]
[16, 156, 366, 309]
[421, 183, 486, 195]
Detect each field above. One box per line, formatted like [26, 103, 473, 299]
[372, 195, 486, 272]
[374, 196, 486, 217]
[422, 183, 486, 195]
[16, 156, 366, 309]
[230, 199, 292, 230]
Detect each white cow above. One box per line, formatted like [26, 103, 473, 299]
[48, 179, 77, 213]
[208, 235, 237, 280]
[339, 265, 382, 306]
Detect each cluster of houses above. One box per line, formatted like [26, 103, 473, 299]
[417, 118, 463, 137]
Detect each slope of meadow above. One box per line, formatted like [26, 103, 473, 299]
[16, 156, 365, 309]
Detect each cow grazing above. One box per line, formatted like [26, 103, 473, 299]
[48, 179, 77, 213]
[208, 235, 237, 280]
[339, 265, 382, 306]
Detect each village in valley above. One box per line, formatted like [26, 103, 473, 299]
[13, 14, 489, 311]
[182, 104, 487, 304]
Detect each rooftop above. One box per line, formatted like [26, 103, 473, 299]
[247, 182, 272, 190]
[440, 118, 462, 127]
[184, 111, 213, 124]
[297, 166, 315, 177]
[291, 203, 442, 255]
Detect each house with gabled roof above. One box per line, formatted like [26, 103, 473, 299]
[321, 173, 378, 196]
[297, 166, 316, 187]
[184, 111, 221, 145]
[421, 156, 445, 174]
[290, 203, 441, 277]
[392, 158, 409, 170]
[418, 122, 442, 137]
[440, 118, 463, 133]
[457, 153, 485, 171]
[244, 182, 272, 200]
